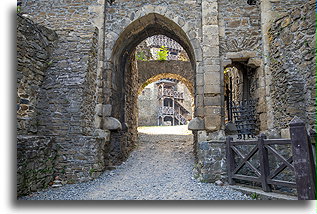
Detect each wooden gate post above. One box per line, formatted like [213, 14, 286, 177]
[226, 136, 235, 185]
[289, 116, 316, 200]
[258, 134, 272, 192]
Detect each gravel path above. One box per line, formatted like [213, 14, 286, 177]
[19, 126, 251, 200]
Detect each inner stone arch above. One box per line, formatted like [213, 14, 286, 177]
[138, 73, 194, 96]
[138, 73, 194, 127]
[107, 13, 196, 166]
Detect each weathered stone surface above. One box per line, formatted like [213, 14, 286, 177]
[268, 1, 316, 133]
[137, 60, 194, 95]
[194, 141, 227, 183]
[93, 129, 110, 141]
[103, 104, 112, 117]
[17, 136, 57, 196]
[188, 117, 205, 131]
[204, 115, 221, 131]
[17, 0, 315, 186]
[103, 117, 122, 130]
[247, 57, 262, 68]
[17, 15, 58, 136]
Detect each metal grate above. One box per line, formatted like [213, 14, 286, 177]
[230, 100, 257, 139]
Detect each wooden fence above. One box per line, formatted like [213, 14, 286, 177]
[226, 117, 316, 200]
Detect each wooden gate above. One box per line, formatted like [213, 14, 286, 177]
[226, 117, 316, 200]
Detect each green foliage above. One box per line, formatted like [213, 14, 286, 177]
[47, 60, 53, 66]
[157, 46, 169, 61]
[17, 6, 21, 13]
[89, 168, 96, 176]
[136, 51, 147, 61]
[250, 192, 260, 200]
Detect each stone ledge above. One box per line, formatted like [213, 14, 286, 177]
[103, 117, 122, 130]
[230, 185, 298, 200]
[226, 51, 257, 61]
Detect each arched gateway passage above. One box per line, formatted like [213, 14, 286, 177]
[108, 13, 196, 165]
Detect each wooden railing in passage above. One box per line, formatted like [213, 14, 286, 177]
[226, 117, 316, 200]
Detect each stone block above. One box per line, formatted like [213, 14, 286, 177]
[203, 35, 220, 46]
[205, 115, 221, 131]
[195, 107, 205, 117]
[103, 104, 112, 116]
[195, 86, 204, 95]
[204, 84, 221, 94]
[94, 129, 110, 141]
[196, 74, 204, 86]
[204, 106, 221, 115]
[188, 117, 205, 130]
[197, 131, 208, 142]
[204, 72, 220, 84]
[195, 95, 204, 107]
[203, 25, 219, 36]
[204, 96, 221, 106]
[95, 104, 103, 116]
[94, 115, 102, 129]
[103, 117, 122, 130]
[194, 47, 203, 62]
[196, 63, 204, 73]
[199, 141, 210, 151]
[204, 65, 221, 73]
[247, 57, 262, 68]
[222, 59, 232, 67]
[226, 51, 257, 60]
[259, 113, 268, 131]
[202, 46, 219, 58]
[203, 58, 221, 66]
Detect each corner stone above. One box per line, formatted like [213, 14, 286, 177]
[188, 117, 205, 130]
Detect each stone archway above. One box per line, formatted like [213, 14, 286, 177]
[137, 72, 195, 127]
[106, 13, 197, 165]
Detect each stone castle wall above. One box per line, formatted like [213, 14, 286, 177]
[17, 136, 57, 196]
[17, 15, 57, 135]
[268, 1, 316, 134]
[219, 0, 262, 55]
[18, 0, 316, 187]
[20, 1, 110, 183]
[138, 82, 159, 126]
[17, 15, 58, 196]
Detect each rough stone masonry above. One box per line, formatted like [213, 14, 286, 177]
[17, 0, 316, 195]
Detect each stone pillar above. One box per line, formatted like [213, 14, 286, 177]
[261, 0, 274, 133]
[202, 0, 221, 131]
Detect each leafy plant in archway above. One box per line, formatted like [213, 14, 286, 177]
[157, 46, 169, 61]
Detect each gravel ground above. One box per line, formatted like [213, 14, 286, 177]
[19, 126, 251, 200]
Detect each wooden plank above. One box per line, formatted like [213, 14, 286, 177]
[231, 146, 261, 177]
[266, 145, 294, 171]
[268, 156, 293, 180]
[232, 174, 260, 183]
[258, 134, 272, 192]
[226, 136, 235, 185]
[267, 179, 297, 188]
[264, 139, 291, 145]
[290, 117, 316, 200]
[231, 141, 258, 145]
[232, 145, 258, 175]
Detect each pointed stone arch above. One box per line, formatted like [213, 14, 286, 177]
[105, 13, 197, 164]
